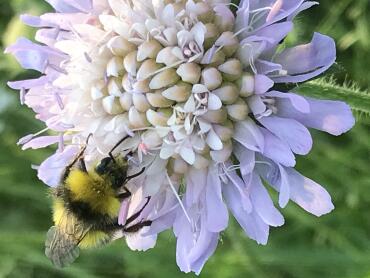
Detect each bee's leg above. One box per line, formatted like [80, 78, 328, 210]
[109, 135, 131, 161]
[123, 220, 152, 233]
[124, 167, 145, 183]
[124, 197, 151, 227]
[62, 134, 92, 180]
[117, 186, 131, 200]
[76, 157, 87, 173]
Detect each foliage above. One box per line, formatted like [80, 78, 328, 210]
[0, 1, 369, 277]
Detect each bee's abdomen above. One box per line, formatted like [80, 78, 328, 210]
[65, 198, 116, 228]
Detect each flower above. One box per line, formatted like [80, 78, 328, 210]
[6, 0, 355, 274]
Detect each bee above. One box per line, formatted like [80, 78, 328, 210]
[45, 135, 151, 268]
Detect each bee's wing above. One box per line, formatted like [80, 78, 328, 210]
[45, 211, 91, 268]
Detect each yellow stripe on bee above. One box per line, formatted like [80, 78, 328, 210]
[52, 200, 66, 225]
[65, 169, 120, 217]
[79, 231, 109, 249]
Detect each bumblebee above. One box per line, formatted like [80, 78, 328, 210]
[45, 135, 151, 268]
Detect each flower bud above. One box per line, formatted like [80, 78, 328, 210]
[202, 107, 228, 124]
[133, 79, 150, 93]
[193, 154, 210, 169]
[227, 98, 249, 121]
[133, 93, 151, 112]
[170, 157, 189, 174]
[119, 92, 133, 111]
[128, 107, 149, 128]
[106, 57, 124, 77]
[102, 96, 124, 115]
[212, 83, 239, 105]
[124, 51, 140, 76]
[214, 10, 234, 32]
[204, 23, 219, 49]
[91, 83, 105, 100]
[202, 48, 225, 66]
[108, 78, 123, 96]
[238, 73, 255, 97]
[137, 40, 162, 62]
[142, 130, 162, 148]
[146, 108, 171, 126]
[146, 90, 174, 108]
[149, 68, 180, 90]
[215, 32, 239, 57]
[210, 140, 233, 163]
[107, 36, 135, 56]
[156, 47, 180, 66]
[213, 121, 234, 141]
[201, 67, 223, 90]
[176, 63, 201, 84]
[137, 59, 162, 81]
[162, 82, 191, 102]
[218, 59, 242, 81]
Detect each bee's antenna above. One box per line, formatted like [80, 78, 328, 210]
[108, 135, 131, 163]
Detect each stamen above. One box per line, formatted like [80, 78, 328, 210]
[166, 172, 192, 225]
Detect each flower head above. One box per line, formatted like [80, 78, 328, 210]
[7, 0, 355, 274]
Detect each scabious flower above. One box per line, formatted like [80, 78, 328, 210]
[6, 0, 355, 274]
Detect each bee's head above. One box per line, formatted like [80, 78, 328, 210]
[95, 157, 128, 189]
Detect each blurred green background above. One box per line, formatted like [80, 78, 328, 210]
[0, 1, 369, 277]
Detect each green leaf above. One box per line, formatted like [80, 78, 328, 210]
[295, 78, 370, 119]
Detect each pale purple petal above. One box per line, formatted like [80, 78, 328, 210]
[259, 116, 313, 155]
[118, 199, 130, 226]
[22, 135, 60, 150]
[249, 173, 285, 227]
[205, 165, 229, 232]
[126, 229, 157, 251]
[276, 95, 355, 135]
[234, 143, 256, 176]
[266, 91, 310, 113]
[223, 181, 269, 245]
[254, 74, 274, 94]
[259, 128, 296, 167]
[233, 119, 265, 152]
[37, 145, 79, 187]
[284, 168, 335, 216]
[272, 33, 336, 83]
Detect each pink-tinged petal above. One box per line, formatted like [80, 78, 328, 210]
[259, 128, 296, 167]
[276, 95, 355, 136]
[234, 143, 256, 176]
[273, 33, 336, 83]
[22, 135, 60, 150]
[233, 119, 265, 152]
[206, 165, 229, 232]
[254, 74, 274, 94]
[284, 168, 335, 216]
[37, 145, 79, 187]
[259, 116, 313, 155]
[266, 91, 310, 113]
[250, 173, 285, 227]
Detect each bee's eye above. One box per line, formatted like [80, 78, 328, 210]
[95, 157, 113, 175]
